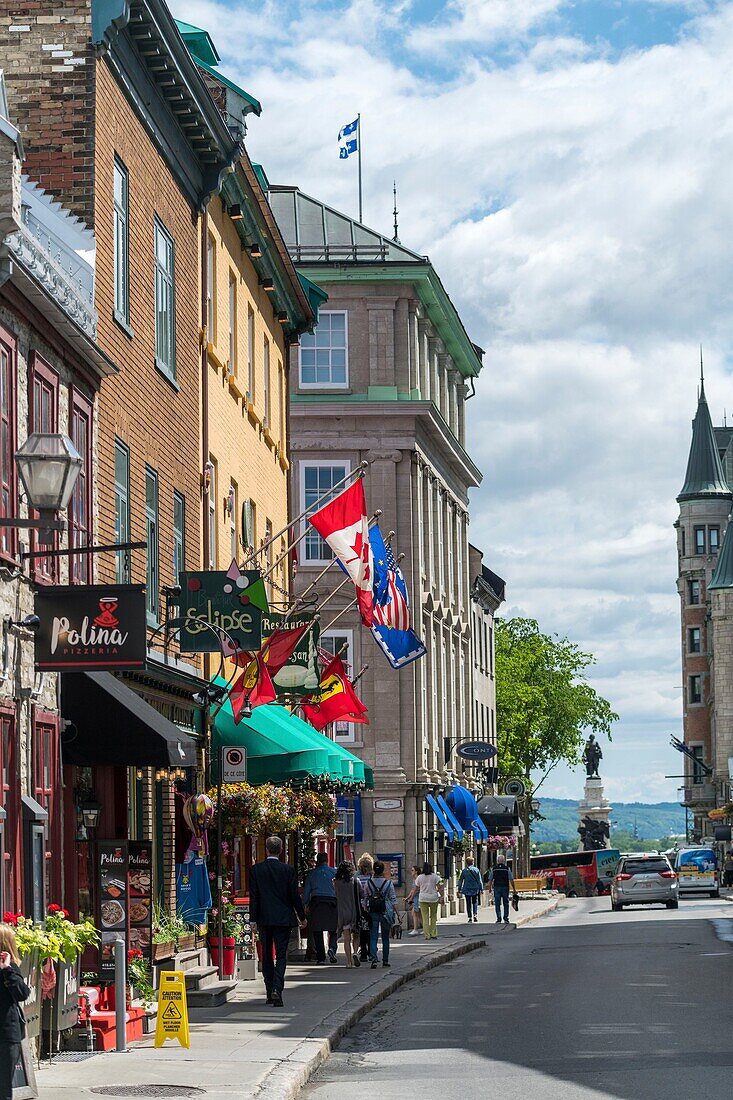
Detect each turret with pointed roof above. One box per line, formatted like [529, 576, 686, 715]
[678, 380, 730, 502]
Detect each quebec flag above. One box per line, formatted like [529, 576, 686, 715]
[369, 524, 427, 670]
[338, 117, 359, 159]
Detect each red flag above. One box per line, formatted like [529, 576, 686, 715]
[301, 654, 369, 732]
[262, 622, 310, 674]
[229, 653, 276, 721]
[309, 480, 373, 626]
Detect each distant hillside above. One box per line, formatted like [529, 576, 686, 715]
[533, 798, 686, 844]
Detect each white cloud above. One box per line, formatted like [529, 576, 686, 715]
[406, 0, 564, 54]
[170, 0, 733, 799]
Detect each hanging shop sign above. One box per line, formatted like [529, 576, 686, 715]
[97, 840, 129, 979]
[129, 841, 153, 966]
[263, 612, 321, 698]
[456, 741, 497, 761]
[178, 564, 267, 653]
[35, 585, 146, 671]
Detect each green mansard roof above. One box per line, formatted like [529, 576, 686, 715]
[678, 383, 731, 502]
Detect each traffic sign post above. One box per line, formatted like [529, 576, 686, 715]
[154, 971, 190, 1049]
[221, 745, 248, 783]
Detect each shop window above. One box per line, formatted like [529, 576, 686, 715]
[29, 354, 59, 581]
[70, 391, 93, 584]
[0, 709, 18, 912]
[0, 325, 17, 561]
[33, 712, 60, 904]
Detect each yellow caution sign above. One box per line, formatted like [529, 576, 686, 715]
[154, 970, 190, 1049]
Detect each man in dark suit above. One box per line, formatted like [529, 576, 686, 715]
[249, 835, 306, 1007]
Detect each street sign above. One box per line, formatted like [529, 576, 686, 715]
[222, 745, 248, 784]
[504, 779, 526, 798]
[456, 741, 497, 760]
[154, 971, 190, 1049]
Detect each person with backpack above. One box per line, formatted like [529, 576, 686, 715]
[486, 853, 514, 924]
[457, 855, 483, 922]
[366, 860, 397, 968]
[410, 862, 444, 940]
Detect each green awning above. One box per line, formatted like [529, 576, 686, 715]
[297, 272, 328, 325]
[210, 678, 370, 788]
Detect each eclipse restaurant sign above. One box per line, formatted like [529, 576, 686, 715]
[35, 585, 146, 671]
[178, 562, 267, 654]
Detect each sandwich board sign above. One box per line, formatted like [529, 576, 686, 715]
[154, 971, 190, 1049]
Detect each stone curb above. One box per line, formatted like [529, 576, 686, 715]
[253, 938, 486, 1099]
[254, 896, 559, 1100]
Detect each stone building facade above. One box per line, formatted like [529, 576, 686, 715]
[676, 376, 733, 839]
[468, 544, 504, 767]
[269, 185, 484, 880]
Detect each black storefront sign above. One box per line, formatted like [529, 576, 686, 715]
[178, 569, 265, 653]
[97, 841, 129, 978]
[128, 841, 153, 966]
[35, 585, 146, 671]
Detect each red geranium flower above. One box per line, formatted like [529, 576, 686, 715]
[127, 948, 143, 960]
[61, 909, 70, 919]
[47, 903, 61, 913]
[2, 912, 17, 926]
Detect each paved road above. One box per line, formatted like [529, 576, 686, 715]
[304, 895, 733, 1100]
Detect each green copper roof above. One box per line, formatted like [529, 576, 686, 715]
[175, 19, 262, 116]
[710, 517, 733, 588]
[678, 384, 731, 502]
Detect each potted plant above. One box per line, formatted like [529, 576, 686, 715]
[208, 879, 242, 978]
[127, 949, 155, 1006]
[151, 903, 176, 962]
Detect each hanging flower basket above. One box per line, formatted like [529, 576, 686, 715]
[487, 835, 517, 850]
[208, 782, 338, 837]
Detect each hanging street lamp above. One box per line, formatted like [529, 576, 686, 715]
[3, 432, 82, 545]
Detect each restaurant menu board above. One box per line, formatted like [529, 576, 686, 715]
[235, 899, 254, 961]
[97, 841, 128, 978]
[128, 841, 153, 964]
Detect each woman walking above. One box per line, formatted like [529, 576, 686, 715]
[457, 855, 483, 922]
[407, 864, 422, 936]
[411, 862, 444, 940]
[0, 923, 30, 1100]
[366, 860, 397, 968]
[356, 853, 374, 961]
[334, 861, 363, 967]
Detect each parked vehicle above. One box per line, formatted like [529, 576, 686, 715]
[674, 846, 719, 898]
[529, 850, 621, 896]
[610, 854, 678, 911]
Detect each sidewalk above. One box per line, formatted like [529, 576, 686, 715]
[35, 894, 559, 1099]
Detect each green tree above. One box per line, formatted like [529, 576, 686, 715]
[495, 618, 618, 869]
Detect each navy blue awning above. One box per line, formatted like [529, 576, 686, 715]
[446, 785, 488, 841]
[436, 794, 464, 840]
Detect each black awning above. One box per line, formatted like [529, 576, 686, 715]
[477, 794, 519, 831]
[61, 671, 197, 768]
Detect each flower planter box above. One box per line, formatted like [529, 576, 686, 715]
[152, 940, 175, 963]
[19, 949, 41, 1042]
[176, 934, 195, 952]
[42, 956, 81, 1037]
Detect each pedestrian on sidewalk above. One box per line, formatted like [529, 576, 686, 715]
[487, 853, 514, 924]
[304, 852, 339, 965]
[413, 862, 444, 940]
[367, 860, 397, 968]
[724, 852, 733, 888]
[457, 855, 483, 922]
[249, 836, 306, 1007]
[0, 923, 30, 1100]
[356, 853, 375, 961]
[334, 861, 363, 968]
[406, 864, 422, 936]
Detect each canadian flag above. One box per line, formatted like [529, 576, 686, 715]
[309, 480, 374, 626]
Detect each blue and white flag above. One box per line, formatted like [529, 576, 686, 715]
[369, 529, 426, 670]
[338, 117, 359, 159]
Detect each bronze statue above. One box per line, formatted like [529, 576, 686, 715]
[582, 734, 603, 778]
[578, 815, 610, 851]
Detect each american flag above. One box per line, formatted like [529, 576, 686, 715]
[372, 541, 411, 631]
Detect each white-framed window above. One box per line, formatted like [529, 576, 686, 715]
[321, 630, 356, 742]
[207, 457, 217, 569]
[113, 157, 129, 326]
[154, 218, 176, 379]
[299, 311, 348, 387]
[247, 306, 255, 401]
[228, 272, 237, 372]
[229, 481, 238, 563]
[300, 461, 350, 563]
[263, 337, 271, 426]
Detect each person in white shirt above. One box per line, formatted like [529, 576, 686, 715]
[407, 862, 444, 940]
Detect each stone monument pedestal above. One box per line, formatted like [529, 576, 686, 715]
[577, 776, 613, 850]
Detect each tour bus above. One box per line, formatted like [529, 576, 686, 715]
[674, 846, 719, 897]
[528, 850, 621, 896]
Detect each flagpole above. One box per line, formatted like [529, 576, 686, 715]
[296, 511, 382, 601]
[312, 528, 395, 612]
[269, 510, 384, 593]
[357, 113, 363, 223]
[322, 551, 404, 633]
[241, 461, 369, 567]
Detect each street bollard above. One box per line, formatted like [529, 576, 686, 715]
[114, 937, 127, 1053]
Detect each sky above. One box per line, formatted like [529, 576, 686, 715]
[171, 0, 733, 803]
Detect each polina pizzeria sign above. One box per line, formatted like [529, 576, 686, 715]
[35, 585, 147, 671]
